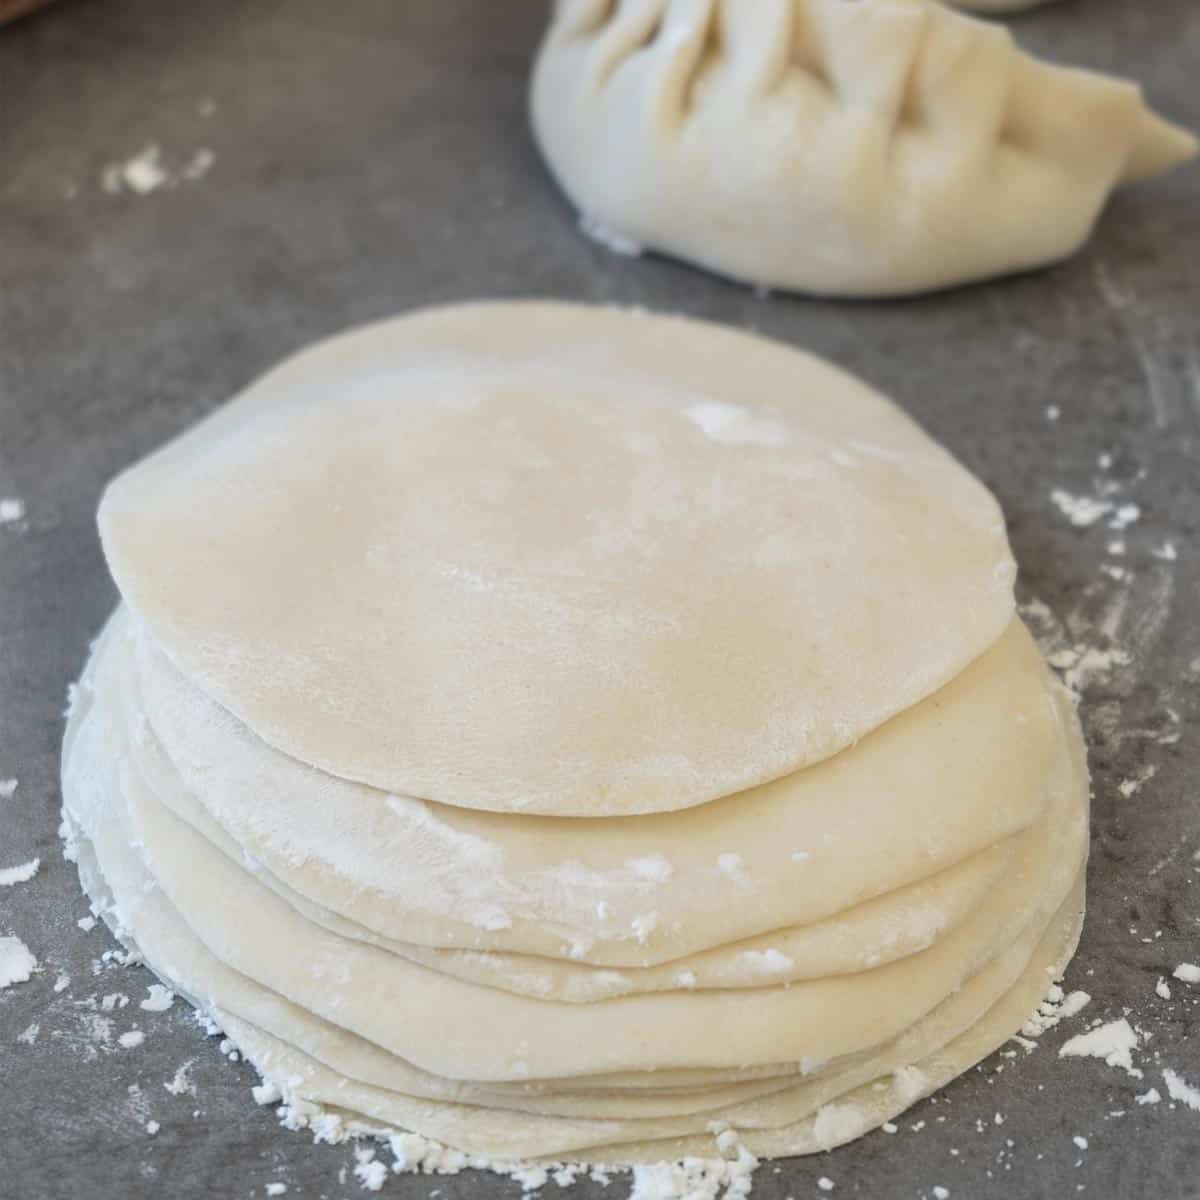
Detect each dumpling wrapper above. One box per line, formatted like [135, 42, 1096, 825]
[63, 611, 1088, 1085]
[530, 0, 1196, 296]
[121, 609, 1068, 978]
[99, 301, 1016, 818]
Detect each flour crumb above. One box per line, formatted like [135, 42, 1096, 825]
[1136, 1088, 1161, 1106]
[17, 1022, 39, 1045]
[101, 144, 215, 195]
[252, 1080, 282, 1106]
[0, 779, 17, 799]
[1022, 985, 1091, 1037]
[0, 935, 37, 989]
[0, 498, 25, 525]
[140, 984, 176, 1012]
[1156, 979, 1172, 1001]
[739, 948, 794, 974]
[1045, 405, 1061, 422]
[266, 1185, 287, 1197]
[0, 858, 40, 887]
[165, 1060, 196, 1096]
[1059, 1018, 1141, 1077]
[1050, 490, 1111, 528]
[53, 972, 70, 993]
[146, 1120, 160, 1135]
[353, 1147, 389, 1192]
[1109, 504, 1140, 531]
[1151, 541, 1177, 561]
[1118, 766, 1157, 799]
[932, 1189, 950, 1200]
[817, 1178, 835, 1193]
[1171, 963, 1200, 984]
[118, 1030, 146, 1049]
[77, 915, 97, 932]
[1073, 1136, 1088, 1151]
[1163, 1068, 1200, 1112]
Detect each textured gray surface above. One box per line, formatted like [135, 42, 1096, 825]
[1, 1, 1198, 1197]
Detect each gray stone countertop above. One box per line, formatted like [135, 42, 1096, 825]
[1, 1, 1198, 1197]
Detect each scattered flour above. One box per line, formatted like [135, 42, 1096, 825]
[1136, 1088, 1162, 1106]
[1156, 979, 1172, 1001]
[0, 498, 25, 525]
[164, 1060, 197, 1096]
[101, 145, 215, 196]
[77, 915, 97, 932]
[17, 1022, 39, 1045]
[140, 984, 176, 1012]
[1117, 765, 1157, 798]
[118, 1030, 146, 1049]
[1171, 963, 1200, 984]
[1021, 985, 1091, 1038]
[817, 1178, 835, 1193]
[0, 935, 37, 988]
[1058, 1019, 1141, 1078]
[266, 1185, 287, 1197]
[0, 778, 17, 799]
[1050, 490, 1112, 528]
[1162, 1069, 1200, 1113]
[0, 858, 40, 886]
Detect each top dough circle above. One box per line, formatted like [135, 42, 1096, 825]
[99, 301, 1015, 817]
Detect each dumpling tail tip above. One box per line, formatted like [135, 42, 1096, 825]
[1122, 106, 1198, 184]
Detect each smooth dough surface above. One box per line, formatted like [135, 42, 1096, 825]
[99, 301, 1017, 818]
[530, 0, 1196, 296]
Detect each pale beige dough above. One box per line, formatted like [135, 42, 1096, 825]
[64, 603, 1088, 1093]
[98, 302, 1016, 818]
[124, 611, 1062, 971]
[66, 300, 1093, 1162]
[530, 0, 1195, 296]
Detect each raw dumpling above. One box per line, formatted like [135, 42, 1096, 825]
[530, 0, 1196, 296]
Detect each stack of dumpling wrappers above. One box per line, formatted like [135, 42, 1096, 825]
[63, 303, 1090, 1164]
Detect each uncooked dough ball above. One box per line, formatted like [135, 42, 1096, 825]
[529, 0, 1196, 297]
[63, 302, 1090, 1167]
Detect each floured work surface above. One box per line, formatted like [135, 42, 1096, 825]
[1, 1, 1198, 1198]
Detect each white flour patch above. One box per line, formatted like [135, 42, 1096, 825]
[118, 1030, 147, 1049]
[0, 858, 40, 886]
[0, 935, 37, 988]
[738, 948, 794, 974]
[17, 1022, 39, 1045]
[165, 1060, 197, 1096]
[1021, 984, 1091, 1038]
[0, 779, 17, 799]
[1059, 1019, 1141, 1078]
[1050, 490, 1112, 527]
[101, 144, 216, 196]
[1171, 963, 1200, 984]
[1163, 1068, 1200, 1112]
[1136, 1088, 1161, 1106]
[140, 984, 176, 1012]
[1156, 979, 1172, 1001]
[1118, 766, 1157, 798]
[0, 498, 25, 525]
